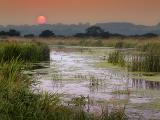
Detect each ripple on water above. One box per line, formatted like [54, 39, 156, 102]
[32, 47, 160, 120]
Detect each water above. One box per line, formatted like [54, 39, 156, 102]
[32, 47, 160, 120]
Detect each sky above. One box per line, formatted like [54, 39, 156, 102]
[0, 0, 160, 25]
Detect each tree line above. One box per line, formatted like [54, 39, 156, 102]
[0, 26, 158, 38]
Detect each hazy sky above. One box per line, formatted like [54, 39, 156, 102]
[0, 0, 160, 25]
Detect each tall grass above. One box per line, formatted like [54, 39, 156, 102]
[107, 43, 160, 72]
[108, 51, 125, 67]
[128, 53, 160, 72]
[128, 43, 160, 72]
[0, 42, 50, 62]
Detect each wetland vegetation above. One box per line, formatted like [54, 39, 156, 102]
[0, 37, 160, 119]
[0, 40, 128, 120]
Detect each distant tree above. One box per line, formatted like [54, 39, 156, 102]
[7, 29, 21, 36]
[0, 30, 21, 37]
[101, 32, 110, 38]
[24, 34, 35, 38]
[0, 31, 7, 36]
[131, 33, 158, 38]
[39, 30, 55, 37]
[74, 27, 110, 38]
[74, 33, 87, 37]
[86, 26, 104, 36]
[110, 33, 126, 38]
[141, 33, 158, 38]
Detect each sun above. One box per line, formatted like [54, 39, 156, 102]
[37, 16, 47, 25]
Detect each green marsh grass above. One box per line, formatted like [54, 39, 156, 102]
[128, 43, 160, 72]
[108, 51, 125, 67]
[106, 42, 160, 73]
[0, 42, 50, 62]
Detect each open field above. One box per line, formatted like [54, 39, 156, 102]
[1, 36, 160, 48]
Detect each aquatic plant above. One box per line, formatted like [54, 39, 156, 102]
[0, 42, 50, 62]
[128, 53, 160, 72]
[108, 51, 125, 67]
[128, 43, 160, 72]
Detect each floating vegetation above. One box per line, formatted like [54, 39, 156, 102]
[112, 89, 132, 95]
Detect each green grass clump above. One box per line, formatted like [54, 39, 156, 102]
[107, 43, 160, 72]
[128, 53, 160, 72]
[0, 42, 50, 62]
[128, 43, 160, 72]
[115, 41, 136, 48]
[108, 51, 125, 67]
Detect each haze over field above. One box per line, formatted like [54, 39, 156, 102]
[1, 22, 160, 36]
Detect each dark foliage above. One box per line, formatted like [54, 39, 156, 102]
[24, 34, 35, 38]
[86, 26, 104, 36]
[39, 30, 55, 37]
[130, 33, 158, 38]
[74, 26, 110, 38]
[0, 29, 21, 37]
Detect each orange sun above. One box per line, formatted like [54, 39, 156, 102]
[37, 16, 47, 25]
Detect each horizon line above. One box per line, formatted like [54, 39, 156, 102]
[0, 21, 160, 27]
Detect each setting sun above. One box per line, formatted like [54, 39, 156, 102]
[37, 16, 47, 25]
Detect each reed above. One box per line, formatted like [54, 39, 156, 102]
[128, 43, 160, 72]
[108, 51, 125, 67]
[0, 42, 50, 62]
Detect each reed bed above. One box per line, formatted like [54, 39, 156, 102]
[0, 42, 50, 62]
[128, 53, 160, 72]
[107, 42, 160, 72]
[128, 43, 160, 72]
[108, 51, 125, 67]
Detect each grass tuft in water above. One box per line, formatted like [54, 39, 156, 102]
[108, 51, 125, 67]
